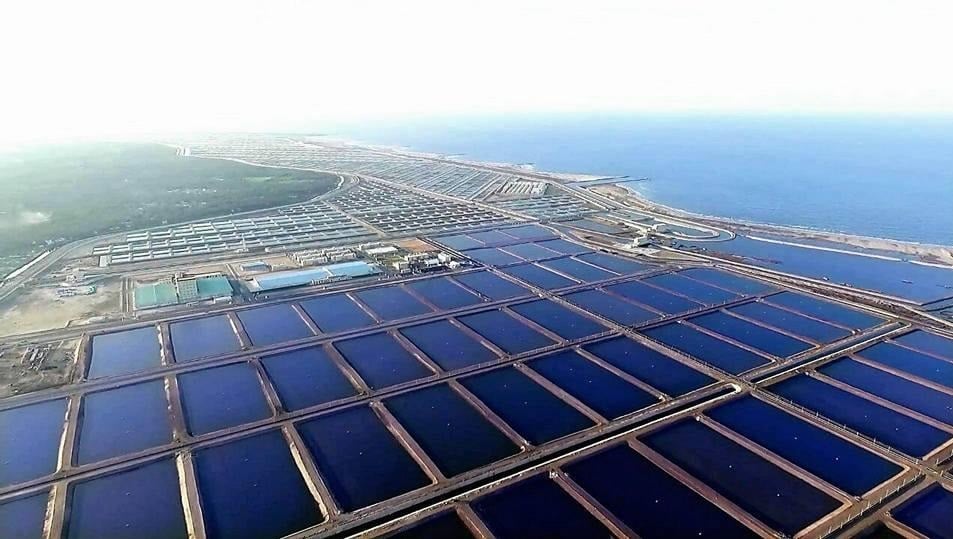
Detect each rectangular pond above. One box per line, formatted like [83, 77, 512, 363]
[605, 280, 702, 315]
[706, 396, 903, 496]
[435, 233, 484, 250]
[892, 484, 953, 539]
[729, 302, 851, 343]
[457, 310, 556, 354]
[76, 380, 172, 465]
[194, 430, 323, 539]
[296, 405, 430, 512]
[89, 326, 161, 379]
[539, 257, 617, 282]
[354, 286, 433, 321]
[643, 273, 740, 304]
[565, 444, 758, 538]
[528, 350, 658, 419]
[170, 315, 242, 363]
[334, 333, 433, 389]
[178, 362, 272, 435]
[562, 289, 659, 326]
[508, 299, 607, 340]
[575, 252, 648, 275]
[464, 247, 524, 266]
[499, 242, 562, 262]
[452, 271, 529, 300]
[677, 268, 776, 295]
[236, 304, 314, 346]
[642, 323, 772, 374]
[764, 291, 883, 329]
[768, 375, 950, 457]
[642, 419, 841, 536]
[855, 341, 953, 391]
[0, 398, 66, 487]
[387, 511, 476, 538]
[688, 311, 813, 358]
[404, 277, 482, 310]
[383, 384, 520, 477]
[468, 229, 519, 246]
[398, 320, 498, 371]
[0, 490, 50, 539]
[535, 238, 592, 255]
[299, 294, 376, 333]
[501, 263, 578, 290]
[500, 224, 557, 240]
[472, 475, 612, 539]
[894, 330, 953, 360]
[460, 367, 594, 445]
[583, 336, 716, 396]
[65, 459, 187, 539]
[261, 347, 358, 410]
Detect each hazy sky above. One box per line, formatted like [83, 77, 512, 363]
[2, 0, 952, 143]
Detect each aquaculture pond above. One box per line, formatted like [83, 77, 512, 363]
[562, 289, 659, 326]
[642, 419, 841, 536]
[764, 291, 884, 329]
[465, 247, 524, 266]
[88, 326, 161, 378]
[499, 242, 562, 261]
[169, 315, 241, 362]
[535, 238, 593, 255]
[388, 511, 476, 538]
[178, 362, 271, 435]
[892, 484, 953, 538]
[261, 347, 358, 410]
[642, 322, 772, 374]
[297, 405, 430, 511]
[677, 267, 776, 295]
[575, 251, 648, 275]
[354, 286, 433, 321]
[236, 304, 313, 346]
[383, 384, 520, 477]
[334, 333, 433, 389]
[0, 490, 49, 539]
[688, 311, 813, 357]
[65, 459, 187, 539]
[471, 475, 612, 538]
[509, 299, 607, 340]
[583, 336, 715, 396]
[539, 256, 617, 282]
[399, 320, 498, 371]
[457, 310, 556, 354]
[728, 301, 851, 343]
[565, 444, 758, 538]
[299, 293, 376, 333]
[0, 398, 66, 487]
[643, 273, 740, 304]
[501, 263, 578, 290]
[404, 277, 482, 310]
[452, 270, 530, 300]
[855, 342, 953, 391]
[460, 367, 594, 445]
[76, 380, 172, 464]
[194, 430, 323, 539]
[605, 280, 702, 315]
[893, 330, 953, 359]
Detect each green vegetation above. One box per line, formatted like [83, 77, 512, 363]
[0, 142, 337, 276]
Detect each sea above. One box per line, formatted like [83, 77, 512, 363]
[339, 114, 953, 246]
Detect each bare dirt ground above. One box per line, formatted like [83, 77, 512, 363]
[0, 338, 77, 397]
[0, 279, 122, 337]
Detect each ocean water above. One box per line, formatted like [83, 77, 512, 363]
[340, 114, 953, 245]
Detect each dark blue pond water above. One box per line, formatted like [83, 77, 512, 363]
[768, 375, 950, 457]
[465, 247, 524, 266]
[236, 304, 313, 346]
[689, 311, 813, 357]
[388, 511, 475, 538]
[66, 459, 187, 539]
[729, 302, 851, 343]
[529, 350, 658, 419]
[539, 257, 617, 282]
[892, 484, 953, 539]
[354, 286, 433, 321]
[261, 347, 357, 410]
[469, 230, 518, 246]
[605, 281, 702, 315]
[678, 267, 776, 296]
[299, 294, 376, 333]
[856, 342, 953, 391]
[435, 233, 484, 250]
[194, 430, 322, 539]
[0, 491, 48, 539]
[384, 384, 520, 477]
[643, 419, 841, 536]
[500, 242, 562, 262]
[565, 444, 757, 538]
[0, 398, 66, 487]
[820, 358, 953, 426]
[502, 224, 557, 240]
[178, 362, 271, 435]
[404, 277, 482, 310]
[642, 323, 771, 374]
[334, 333, 433, 389]
[536, 238, 592, 255]
[457, 310, 556, 354]
[764, 291, 883, 329]
[853, 522, 906, 539]
[707, 396, 902, 496]
[562, 289, 659, 326]
[584, 336, 715, 396]
[509, 300, 607, 340]
[502, 264, 578, 290]
[575, 252, 647, 275]
[77, 380, 172, 464]
[399, 320, 498, 371]
[297, 405, 430, 511]
[89, 326, 161, 379]
[452, 271, 529, 300]
[472, 475, 611, 539]
[643, 273, 740, 304]
[460, 367, 594, 445]
[895, 330, 953, 360]
[170, 315, 241, 362]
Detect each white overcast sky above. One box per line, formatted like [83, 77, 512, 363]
[1, 0, 952, 143]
